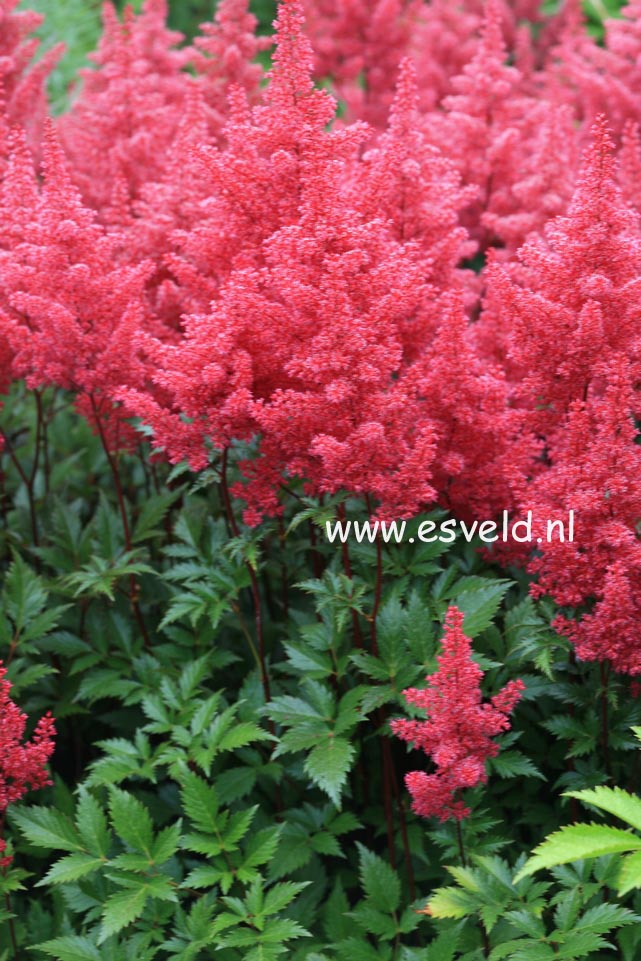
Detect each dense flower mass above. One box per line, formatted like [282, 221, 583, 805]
[391, 607, 524, 821]
[0, 662, 55, 818]
[1, 0, 641, 672]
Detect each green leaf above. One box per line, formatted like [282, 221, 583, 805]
[38, 853, 104, 886]
[451, 581, 511, 638]
[564, 786, 641, 833]
[426, 885, 483, 919]
[219, 722, 273, 752]
[36, 936, 101, 961]
[132, 488, 183, 543]
[514, 824, 641, 882]
[151, 821, 182, 865]
[11, 807, 83, 852]
[304, 737, 355, 807]
[75, 788, 111, 858]
[357, 844, 401, 914]
[490, 751, 544, 781]
[108, 788, 154, 855]
[180, 771, 219, 833]
[263, 881, 310, 916]
[618, 849, 641, 895]
[98, 885, 149, 943]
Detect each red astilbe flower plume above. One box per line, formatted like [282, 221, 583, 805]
[0, 123, 152, 452]
[541, 0, 641, 138]
[480, 103, 578, 256]
[0, 662, 55, 811]
[356, 58, 476, 318]
[151, 0, 360, 321]
[619, 121, 641, 216]
[58, 0, 191, 221]
[0, 661, 55, 865]
[412, 0, 544, 114]
[301, 0, 423, 128]
[123, 0, 505, 523]
[525, 363, 641, 675]
[410, 292, 537, 522]
[391, 607, 524, 821]
[487, 119, 641, 674]
[0, 0, 62, 157]
[487, 118, 641, 440]
[190, 0, 269, 130]
[425, 0, 559, 252]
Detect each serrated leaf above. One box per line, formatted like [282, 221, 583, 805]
[180, 771, 219, 833]
[11, 807, 83, 852]
[515, 824, 641, 882]
[565, 785, 641, 833]
[108, 788, 154, 855]
[36, 936, 101, 961]
[75, 789, 111, 858]
[263, 881, 310, 916]
[452, 582, 511, 638]
[304, 737, 355, 807]
[617, 849, 641, 895]
[151, 822, 182, 865]
[38, 853, 104, 886]
[357, 844, 401, 914]
[98, 886, 148, 943]
[426, 885, 482, 919]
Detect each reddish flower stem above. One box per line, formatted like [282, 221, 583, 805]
[220, 448, 271, 705]
[89, 394, 150, 650]
[336, 504, 363, 649]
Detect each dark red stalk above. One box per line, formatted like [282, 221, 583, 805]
[600, 660, 612, 782]
[336, 503, 363, 649]
[0, 427, 39, 552]
[89, 394, 150, 650]
[220, 448, 271, 705]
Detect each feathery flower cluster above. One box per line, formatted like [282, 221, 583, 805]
[0, 662, 55, 865]
[487, 119, 641, 674]
[391, 608, 524, 821]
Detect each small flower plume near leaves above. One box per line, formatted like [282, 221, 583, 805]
[391, 607, 524, 821]
[0, 662, 55, 866]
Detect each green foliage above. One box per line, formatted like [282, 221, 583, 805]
[516, 782, 641, 896]
[427, 855, 641, 959]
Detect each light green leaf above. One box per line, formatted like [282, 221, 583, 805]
[75, 788, 111, 858]
[565, 786, 641, 833]
[180, 771, 219, 833]
[515, 824, 641, 882]
[617, 849, 641, 895]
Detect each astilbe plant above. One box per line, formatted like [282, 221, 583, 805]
[0, 0, 62, 154]
[0, 662, 55, 867]
[0, 122, 151, 452]
[423, 0, 578, 255]
[189, 0, 270, 127]
[391, 606, 524, 821]
[118, 0, 534, 528]
[541, 0, 641, 138]
[3, 0, 641, 956]
[301, 0, 424, 128]
[58, 0, 191, 221]
[488, 118, 641, 675]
